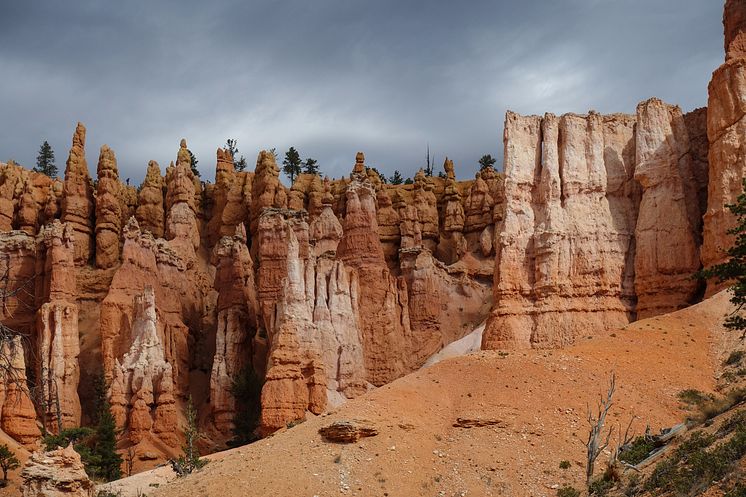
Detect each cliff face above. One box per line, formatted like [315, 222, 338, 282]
[0, 137, 497, 460]
[0, 0, 743, 470]
[703, 0, 746, 295]
[481, 104, 708, 350]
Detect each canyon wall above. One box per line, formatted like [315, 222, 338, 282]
[702, 0, 746, 295]
[0, 136, 497, 464]
[1, 0, 744, 471]
[481, 103, 708, 349]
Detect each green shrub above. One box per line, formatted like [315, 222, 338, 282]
[556, 485, 580, 497]
[588, 476, 615, 496]
[559, 460, 571, 470]
[725, 483, 746, 497]
[699, 388, 746, 421]
[678, 389, 712, 407]
[725, 350, 745, 366]
[644, 414, 746, 495]
[618, 436, 657, 465]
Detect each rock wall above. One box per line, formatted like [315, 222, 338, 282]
[2, 0, 744, 469]
[703, 0, 746, 294]
[36, 221, 81, 430]
[482, 105, 707, 349]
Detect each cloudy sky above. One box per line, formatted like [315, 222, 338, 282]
[0, 0, 723, 185]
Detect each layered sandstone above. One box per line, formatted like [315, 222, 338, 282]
[110, 286, 178, 446]
[136, 161, 166, 238]
[36, 221, 81, 430]
[0, 8, 736, 462]
[482, 105, 709, 349]
[60, 123, 94, 265]
[0, 336, 41, 447]
[260, 223, 327, 433]
[703, 0, 746, 295]
[209, 225, 258, 435]
[337, 155, 410, 386]
[20, 445, 94, 497]
[634, 99, 704, 317]
[95, 145, 123, 268]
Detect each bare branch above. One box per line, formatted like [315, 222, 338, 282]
[586, 372, 616, 485]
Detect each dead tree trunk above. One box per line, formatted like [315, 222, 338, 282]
[586, 372, 616, 484]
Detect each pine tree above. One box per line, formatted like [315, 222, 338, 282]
[302, 158, 319, 175]
[698, 177, 746, 336]
[94, 399, 122, 481]
[91, 372, 107, 425]
[188, 150, 200, 177]
[478, 154, 496, 171]
[225, 139, 247, 172]
[389, 170, 404, 185]
[174, 396, 204, 476]
[0, 444, 19, 482]
[425, 144, 433, 177]
[34, 141, 57, 177]
[282, 147, 302, 184]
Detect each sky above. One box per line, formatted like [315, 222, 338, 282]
[0, 0, 724, 185]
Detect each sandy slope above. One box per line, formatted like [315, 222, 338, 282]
[144, 290, 736, 497]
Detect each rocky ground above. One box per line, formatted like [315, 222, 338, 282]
[84, 290, 736, 497]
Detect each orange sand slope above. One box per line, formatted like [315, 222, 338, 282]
[148, 290, 734, 497]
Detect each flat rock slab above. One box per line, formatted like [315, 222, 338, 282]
[319, 421, 379, 443]
[453, 417, 506, 428]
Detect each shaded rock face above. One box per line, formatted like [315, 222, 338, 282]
[36, 221, 81, 430]
[0, 336, 41, 447]
[95, 145, 123, 269]
[337, 163, 410, 386]
[5, 3, 746, 463]
[110, 286, 178, 447]
[20, 445, 94, 497]
[725, 0, 746, 61]
[634, 99, 705, 318]
[482, 107, 707, 350]
[136, 160, 165, 238]
[703, 0, 746, 295]
[209, 225, 258, 435]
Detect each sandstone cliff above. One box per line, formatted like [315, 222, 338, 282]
[703, 0, 746, 295]
[1, 0, 744, 473]
[482, 106, 707, 349]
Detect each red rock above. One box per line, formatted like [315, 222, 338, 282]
[135, 160, 165, 238]
[95, 145, 123, 268]
[61, 123, 95, 265]
[36, 221, 81, 430]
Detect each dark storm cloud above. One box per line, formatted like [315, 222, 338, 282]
[0, 0, 723, 184]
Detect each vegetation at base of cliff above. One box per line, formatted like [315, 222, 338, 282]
[725, 350, 745, 366]
[173, 397, 205, 476]
[556, 485, 580, 497]
[602, 407, 746, 497]
[696, 176, 746, 336]
[618, 436, 657, 466]
[41, 373, 122, 482]
[228, 366, 264, 447]
[0, 443, 20, 482]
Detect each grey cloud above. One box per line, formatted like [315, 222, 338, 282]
[0, 0, 723, 185]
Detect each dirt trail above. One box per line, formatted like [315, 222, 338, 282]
[145, 291, 735, 497]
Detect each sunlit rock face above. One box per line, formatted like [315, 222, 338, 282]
[482, 104, 708, 350]
[702, 0, 746, 295]
[6, 1, 746, 462]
